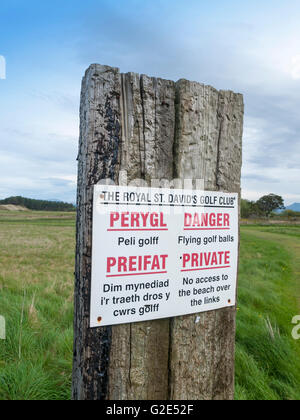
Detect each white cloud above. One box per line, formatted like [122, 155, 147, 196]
[47, 175, 77, 186]
[291, 55, 300, 80]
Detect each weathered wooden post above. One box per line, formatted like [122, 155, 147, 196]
[72, 64, 244, 400]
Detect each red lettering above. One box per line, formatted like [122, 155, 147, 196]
[109, 212, 167, 229]
[107, 257, 116, 273]
[184, 213, 192, 227]
[225, 251, 230, 265]
[131, 212, 140, 227]
[150, 213, 158, 227]
[160, 255, 168, 270]
[201, 213, 208, 227]
[181, 252, 231, 270]
[204, 252, 211, 266]
[110, 212, 119, 227]
[183, 254, 190, 268]
[121, 212, 129, 227]
[209, 214, 216, 227]
[192, 253, 198, 267]
[140, 212, 149, 227]
[217, 213, 223, 227]
[224, 214, 230, 227]
[184, 212, 231, 228]
[160, 213, 167, 227]
[118, 257, 127, 272]
[106, 255, 169, 275]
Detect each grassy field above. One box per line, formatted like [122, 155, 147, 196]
[236, 226, 300, 399]
[0, 211, 75, 400]
[0, 211, 300, 400]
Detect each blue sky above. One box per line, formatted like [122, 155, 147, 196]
[0, 0, 300, 204]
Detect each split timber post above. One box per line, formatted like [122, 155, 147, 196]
[72, 64, 244, 400]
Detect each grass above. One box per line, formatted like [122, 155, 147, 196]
[235, 228, 300, 400]
[242, 224, 300, 239]
[0, 211, 75, 400]
[0, 211, 299, 400]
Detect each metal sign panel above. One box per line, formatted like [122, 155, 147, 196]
[90, 186, 239, 327]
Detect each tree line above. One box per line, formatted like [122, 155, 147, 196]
[241, 193, 298, 219]
[0, 196, 76, 212]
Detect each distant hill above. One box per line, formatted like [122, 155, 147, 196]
[0, 196, 76, 212]
[285, 203, 300, 212]
[275, 203, 300, 214]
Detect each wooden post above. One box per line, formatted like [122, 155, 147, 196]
[72, 64, 244, 400]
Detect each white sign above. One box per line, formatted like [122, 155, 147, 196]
[90, 186, 239, 327]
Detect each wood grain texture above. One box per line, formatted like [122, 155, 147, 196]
[108, 72, 176, 400]
[169, 82, 244, 400]
[73, 64, 244, 400]
[72, 64, 122, 400]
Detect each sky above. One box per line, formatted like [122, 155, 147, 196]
[0, 0, 300, 205]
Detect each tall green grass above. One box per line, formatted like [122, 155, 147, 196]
[235, 229, 300, 400]
[0, 213, 75, 400]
